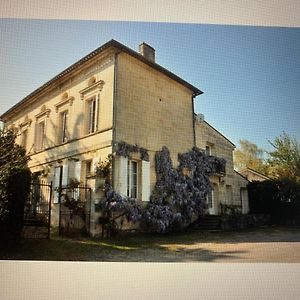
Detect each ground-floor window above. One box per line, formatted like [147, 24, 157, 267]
[240, 187, 247, 210]
[114, 156, 150, 201]
[127, 160, 138, 198]
[206, 190, 213, 208]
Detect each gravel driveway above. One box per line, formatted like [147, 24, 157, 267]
[86, 227, 300, 263]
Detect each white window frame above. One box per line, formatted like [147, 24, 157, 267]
[127, 160, 139, 199]
[206, 190, 214, 209]
[87, 96, 98, 134]
[59, 110, 69, 144]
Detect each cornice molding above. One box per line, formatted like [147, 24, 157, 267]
[35, 107, 51, 120]
[55, 96, 74, 112]
[79, 80, 105, 100]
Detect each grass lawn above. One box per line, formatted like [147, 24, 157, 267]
[1, 226, 300, 262]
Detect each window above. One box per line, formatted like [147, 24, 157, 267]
[21, 129, 28, 150]
[35, 121, 45, 151]
[240, 188, 247, 209]
[87, 97, 98, 134]
[206, 190, 213, 208]
[205, 145, 211, 156]
[127, 160, 138, 198]
[86, 160, 92, 177]
[59, 110, 68, 143]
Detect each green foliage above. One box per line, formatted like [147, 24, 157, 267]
[248, 178, 300, 225]
[0, 129, 31, 248]
[234, 133, 300, 182]
[267, 132, 300, 182]
[96, 154, 112, 180]
[233, 139, 268, 174]
[220, 203, 242, 216]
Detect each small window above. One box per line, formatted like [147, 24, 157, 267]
[35, 121, 45, 151]
[205, 145, 211, 156]
[127, 160, 138, 199]
[59, 110, 68, 143]
[86, 160, 92, 177]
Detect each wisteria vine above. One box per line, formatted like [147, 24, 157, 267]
[97, 144, 226, 233]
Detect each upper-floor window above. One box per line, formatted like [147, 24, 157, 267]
[79, 79, 104, 136]
[35, 121, 45, 151]
[87, 97, 98, 134]
[59, 110, 68, 144]
[21, 129, 28, 150]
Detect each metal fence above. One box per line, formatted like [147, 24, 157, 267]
[23, 180, 52, 239]
[58, 185, 92, 237]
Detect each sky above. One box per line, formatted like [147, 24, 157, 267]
[0, 19, 299, 152]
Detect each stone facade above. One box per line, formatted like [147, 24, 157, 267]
[0, 39, 249, 235]
[195, 116, 249, 214]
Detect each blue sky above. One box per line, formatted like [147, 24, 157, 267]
[0, 19, 299, 152]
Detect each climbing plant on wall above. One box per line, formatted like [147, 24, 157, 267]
[96, 143, 226, 234]
[115, 141, 149, 161]
[143, 146, 226, 233]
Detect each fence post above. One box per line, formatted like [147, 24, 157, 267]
[47, 181, 53, 239]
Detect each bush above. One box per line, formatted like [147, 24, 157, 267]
[0, 129, 31, 249]
[0, 169, 31, 248]
[248, 178, 300, 225]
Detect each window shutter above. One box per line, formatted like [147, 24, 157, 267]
[114, 156, 128, 196]
[53, 166, 61, 203]
[141, 160, 150, 202]
[34, 123, 38, 151]
[74, 161, 81, 183]
[62, 164, 69, 187]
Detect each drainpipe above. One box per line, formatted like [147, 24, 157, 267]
[191, 94, 197, 148]
[111, 51, 120, 189]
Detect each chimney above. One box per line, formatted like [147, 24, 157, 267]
[139, 42, 155, 62]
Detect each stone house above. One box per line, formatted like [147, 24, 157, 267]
[195, 115, 249, 214]
[0, 39, 249, 235]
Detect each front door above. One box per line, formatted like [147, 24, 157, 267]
[206, 184, 218, 215]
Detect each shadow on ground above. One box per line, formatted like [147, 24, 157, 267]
[1, 226, 300, 262]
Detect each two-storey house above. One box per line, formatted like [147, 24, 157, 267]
[0, 39, 249, 235]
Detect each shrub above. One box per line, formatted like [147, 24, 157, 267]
[0, 129, 31, 249]
[248, 178, 300, 225]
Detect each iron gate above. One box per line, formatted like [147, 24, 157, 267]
[23, 180, 52, 239]
[58, 185, 92, 236]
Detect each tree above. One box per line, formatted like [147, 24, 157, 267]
[267, 132, 300, 182]
[233, 139, 268, 174]
[0, 128, 31, 248]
